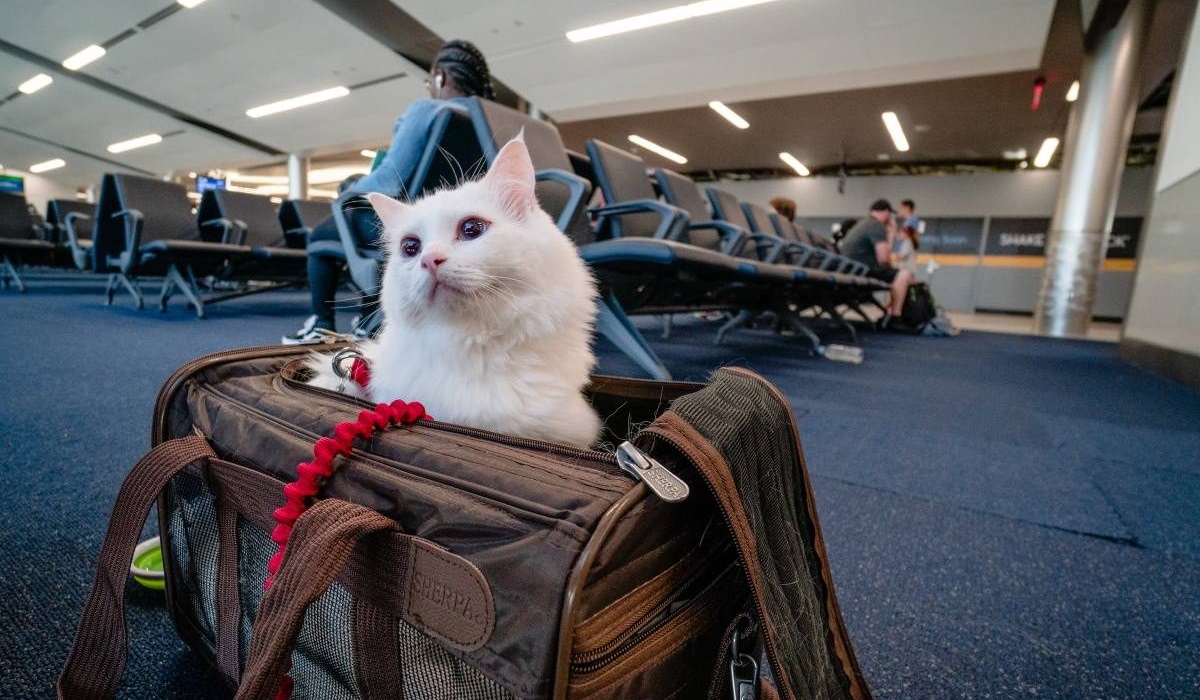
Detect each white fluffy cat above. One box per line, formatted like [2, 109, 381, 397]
[305, 135, 602, 448]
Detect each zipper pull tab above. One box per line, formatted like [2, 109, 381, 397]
[729, 625, 760, 700]
[615, 441, 689, 502]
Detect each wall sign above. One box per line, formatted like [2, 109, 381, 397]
[985, 217, 1141, 259]
[0, 174, 24, 195]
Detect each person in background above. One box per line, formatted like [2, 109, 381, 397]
[891, 220, 920, 271]
[840, 199, 914, 330]
[769, 196, 797, 223]
[283, 39, 496, 344]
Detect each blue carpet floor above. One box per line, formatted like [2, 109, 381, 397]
[2, 276, 1198, 699]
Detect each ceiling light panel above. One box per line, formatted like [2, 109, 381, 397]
[566, 0, 783, 42]
[881, 111, 910, 152]
[107, 133, 163, 153]
[62, 44, 106, 70]
[30, 158, 67, 173]
[178, 0, 209, 7]
[779, 152, 809, 176]
[709, 101, 749, 129]
[628, 135, 688, 164]
[18, 74, 53, 95]
[1066, 80, 1080, 102]
[246, 87, 351, 118]
[1033, 137, 1060, 168]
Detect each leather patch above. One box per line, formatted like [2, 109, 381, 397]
[404, 539, 495, 651]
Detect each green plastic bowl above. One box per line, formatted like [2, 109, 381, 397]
[131, 536, 165, 591]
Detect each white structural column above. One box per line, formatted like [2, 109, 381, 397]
[287, 153, 309, 200]
[1035, 0, 1153, 336]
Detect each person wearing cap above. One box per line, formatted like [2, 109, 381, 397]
[840, 199, 914, 329]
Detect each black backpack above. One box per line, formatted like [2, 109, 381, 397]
[902, 282, 937, 330]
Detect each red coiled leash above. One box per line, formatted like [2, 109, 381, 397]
[265, 378, 429, 699]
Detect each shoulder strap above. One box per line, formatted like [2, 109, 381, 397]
[58, 435, 216, 700]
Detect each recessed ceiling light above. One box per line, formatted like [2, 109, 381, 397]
[708, 101, 749, 129]
[913, 124, 931, 133]
[881, 112, 910, 152]
[566, 0, 783, 43]
[877, 153, 891, 161]
[178, 0, 209, 7]
[246, 86, 350, 118]
[1033, 137, 1060, 168]
[1019, 160, 1029, 169]
[1066, 80, 1080, 102]
[309, 166, 373, 185]
[627, 135, 687, 164]
[269, 196, 283, 204]
[188, 171, 197, 178]
[778, 152, 809, 177]
[361, 149, 377, 158]
[107, 133, 163, 153]
[30, 158, 66, 173]
[62, 44, 106, 71]
[1002, 148, 1028, 160]
[18, 74, 53, 95]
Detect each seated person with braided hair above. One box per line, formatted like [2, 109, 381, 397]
[284, 39, 496, 344]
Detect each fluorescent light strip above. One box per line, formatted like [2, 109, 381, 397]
[709, 101, 749, 129]
[567, 0, 782, 42]
[178, 0, 209, 7]
[1066, 80, 1080, 102]
[778, 152, 809, 177]
[107, 133, 163, 153]
[62, 44, 106, 71]
[30, 158, 66, 173]
[361, 149, 377, 158]
[628, 135, 687, 164]
[881, 111, 910, 152]
[246, 86, 350, 118]
[18, 73, 53, 95]
[1033, 137, 1060, 168]
[308, 166, 370, 185]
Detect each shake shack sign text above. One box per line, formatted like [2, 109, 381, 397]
[986, 217, 1141, 259]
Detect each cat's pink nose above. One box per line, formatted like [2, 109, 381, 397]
[420, 253, 447, 274]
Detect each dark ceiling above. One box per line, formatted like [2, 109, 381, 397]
[555, 0, 1195, 179]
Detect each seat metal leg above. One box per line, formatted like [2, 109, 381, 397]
[661, 314, 673, 340]
[107, 272, 144, 309]
[596, 294, 671, 380]
[780, 311, 821, 355]
[162, 264, 205, 318]
[820, 303, 857, 343]
[715, 310, 755, 345]
[1, 256, 26, 292]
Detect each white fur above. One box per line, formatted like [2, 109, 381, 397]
[306, 135, 601, 447]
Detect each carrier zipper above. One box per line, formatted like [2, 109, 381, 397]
[635, 424, 788, 699]
[569, 556, 734, 675]
[282, 370, 691, 499]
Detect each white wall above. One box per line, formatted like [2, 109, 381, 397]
[712, 167, 1153, 219]
[1123, 3, 1200, 360]
[3, 169, 78, 213]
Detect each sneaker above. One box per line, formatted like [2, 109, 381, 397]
[282, 315, 331, 345]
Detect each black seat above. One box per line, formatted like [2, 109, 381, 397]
[45, 199, 96, 271]
[198, 189, 307, 281]
[277, 199, 328, 249]
[91, 173, 250, 317]
[0, 193, 57, 292]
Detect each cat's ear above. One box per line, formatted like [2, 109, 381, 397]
[483, 132, 536, 220]
[366, 192, 409, 229]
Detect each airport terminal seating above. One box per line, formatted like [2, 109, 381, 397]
[46, 199, 96, 270]
[277, 199, 328, 249]
[198, 189, 307, 283]
[91, 173, 251, 317]
[0, 193, 57, 292]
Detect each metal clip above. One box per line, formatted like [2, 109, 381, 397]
[615, 441, 689, 502]
[331, 347, 366, 393]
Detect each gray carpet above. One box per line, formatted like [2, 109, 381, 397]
[1, 275, 1197, 698]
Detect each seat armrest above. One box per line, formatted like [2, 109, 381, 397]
[112, 208, 144, 272]
[62, 212, 93, 246]
[534, 168, 590, 233]
[687, 220, 747, 254]
[283, 226, 311, 249]
[744, 233, 785, 263]
[201, 217, 247, 245]
[588, 199, 687, 241]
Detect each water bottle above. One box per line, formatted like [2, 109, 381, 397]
[819, 344, 864, 364]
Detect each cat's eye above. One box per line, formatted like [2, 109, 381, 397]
[400, 236, 421, 257]
[458, 217, 489, 241]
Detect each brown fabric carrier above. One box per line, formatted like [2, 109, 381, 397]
[59, 344, 871, 700]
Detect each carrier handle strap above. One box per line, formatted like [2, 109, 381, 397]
[235, 499, 397, 700]
[57, 434, 216, 700]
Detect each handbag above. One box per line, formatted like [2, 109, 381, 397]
[58, 343, 871, 700]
